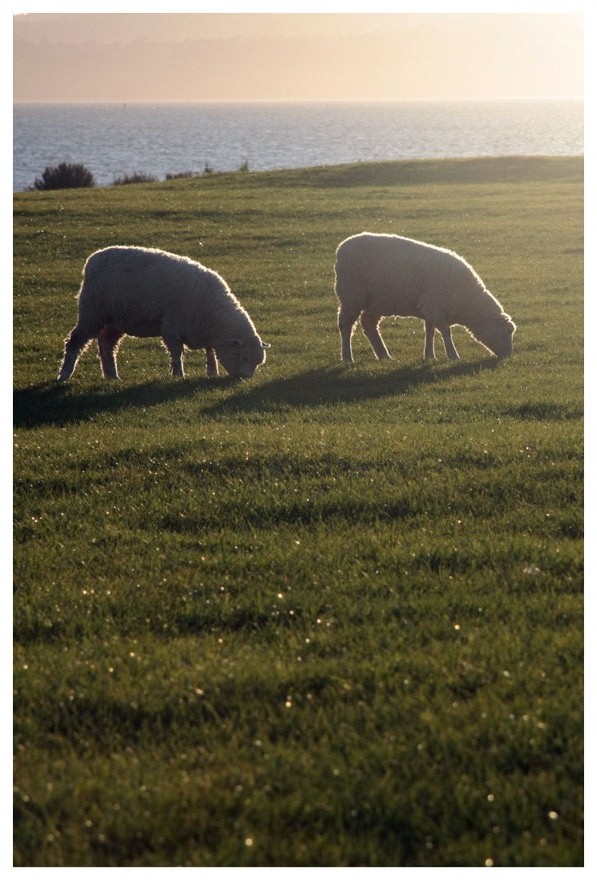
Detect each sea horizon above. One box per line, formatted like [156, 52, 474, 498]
[14, 96, 583, 105]
[13, 98, 583, 192]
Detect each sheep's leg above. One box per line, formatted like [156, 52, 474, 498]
[424, 321, 437, 360]
[97, 324, 123, 379]
[57, 324, 94, 381]
[163, 335, 185, 377]
[205, 347, 219, 378]
[360, 311, 391, 360]
[438, 323, 460, 360]
[338, 305, 360, 362]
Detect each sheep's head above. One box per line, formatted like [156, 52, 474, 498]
[215, 336, 270, 378]
[481, 314, 516, 358]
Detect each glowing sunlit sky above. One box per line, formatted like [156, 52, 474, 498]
[13, 8, 583, 103]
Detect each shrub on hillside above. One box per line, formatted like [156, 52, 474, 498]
[112, 172, 159, 186]
[165, 171, 196, 180]
[33, 162, 96, 190]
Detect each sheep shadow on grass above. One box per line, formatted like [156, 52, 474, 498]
[202, 357, 499, 417]
[14, 358, 499, 429]
[13, 378, 213, 429]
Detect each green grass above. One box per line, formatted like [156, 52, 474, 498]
[13, 156, 583, 867]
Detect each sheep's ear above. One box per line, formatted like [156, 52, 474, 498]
[262, 341, 271, 349]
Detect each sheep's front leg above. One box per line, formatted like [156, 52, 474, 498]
[163, 335, 185, 377]
[338, 305, 360, 362]
[205, 347, 219, 378]
[424, 321, 436, 360]
[360, 311, 391, 360]
[97, 324, 123, 379]
[437, 323, 460, 360]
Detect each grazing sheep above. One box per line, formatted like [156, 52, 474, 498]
[335, 232, 516, 362]
[57, 246, 270, 381]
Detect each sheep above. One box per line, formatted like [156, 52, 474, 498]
[57, 246, 270, 381]
[334, 232, 516, 363]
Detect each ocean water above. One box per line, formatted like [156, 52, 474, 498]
[13, 99, 583, 192]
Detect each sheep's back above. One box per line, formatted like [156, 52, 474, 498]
[79, 246, 229, 324]
[336, 233, 461, 315]
[340, 233, 493, 317]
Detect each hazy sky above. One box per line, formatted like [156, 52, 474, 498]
[13, 8, 583, 103]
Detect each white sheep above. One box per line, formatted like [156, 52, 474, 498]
[335, 232, 516, 362]
[57, 246, 270, 381]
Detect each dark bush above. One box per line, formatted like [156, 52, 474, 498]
[33, 162, 96, 190]
[165, 171, 196, 180]
[112, 172, 159, 186]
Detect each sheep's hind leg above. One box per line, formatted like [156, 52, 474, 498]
[360, 311, 391, 360]
[97, 324, 123, 379]
[163, 335, 185, 378]
[206, 347, 219, 378]
[338, 304, 360, 362]
[438, 323, 460, 360]
[57, 324, 94, 381]
[424, 321, 437, 360]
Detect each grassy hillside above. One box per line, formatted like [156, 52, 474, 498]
[13, 156, 583, 867]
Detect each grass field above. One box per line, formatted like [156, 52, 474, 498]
[13, 156, 583, 867]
